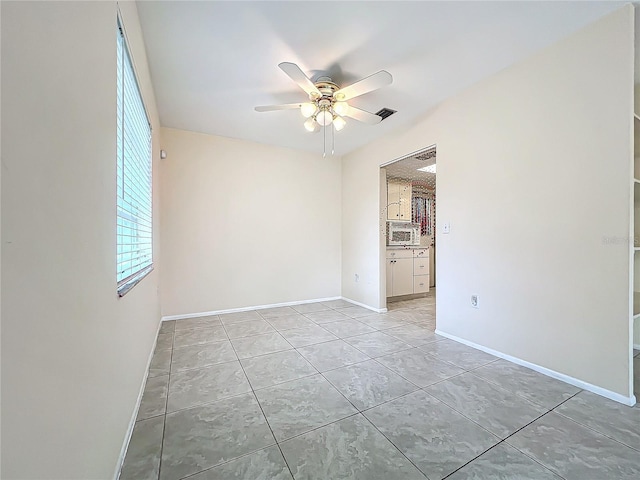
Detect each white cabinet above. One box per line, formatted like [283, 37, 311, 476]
[386, 248, 430, 297]
[387, 179, 412, 221]
[386, 257, 414, 296]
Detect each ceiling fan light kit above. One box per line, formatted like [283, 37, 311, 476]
[255, 61, 393, 155]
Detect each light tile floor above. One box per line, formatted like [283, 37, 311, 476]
[122, 292, 640, 480]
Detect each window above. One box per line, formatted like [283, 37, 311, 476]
[117, 20, 152, 296]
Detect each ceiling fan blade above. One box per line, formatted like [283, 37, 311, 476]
[344, 106, 382, 125]
[334, 70, 392, 101]
[254, 103, 302, 112]
[278, 62, 321, 98]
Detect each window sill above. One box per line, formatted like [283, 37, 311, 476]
[118, 265, 154, 297]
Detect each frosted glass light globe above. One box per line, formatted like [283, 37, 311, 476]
[333, 115, 346, 131]
[300, 103, 317, 118]
[316, 110, 333, 126]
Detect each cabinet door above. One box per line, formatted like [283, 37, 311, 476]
[398, 180, 412, 221]
[386, 259, 394, 297]
[387, 181, 400, 220]
[393, 257, 414, 296]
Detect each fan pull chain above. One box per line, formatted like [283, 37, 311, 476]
[323, 123, 326, 158]
[331, 124, 335, 156]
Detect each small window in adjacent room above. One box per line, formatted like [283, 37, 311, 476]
[116, 19, 153, 297]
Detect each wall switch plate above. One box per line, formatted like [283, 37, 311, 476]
[471, 294, 479, 308]
[355, 274, 360, 283]
[443, 222, 451, 234]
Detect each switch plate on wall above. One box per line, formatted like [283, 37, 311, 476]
[443, 222, 451, 234]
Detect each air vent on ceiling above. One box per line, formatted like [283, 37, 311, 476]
[375, 108, 397, 120]
[415, 149, 436, 161]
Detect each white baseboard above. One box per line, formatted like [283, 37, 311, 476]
[435, 329, 637, 407]
[341, 296, 387, 313]
[161, 296, 342, 321]
[113, 320, 162, 480]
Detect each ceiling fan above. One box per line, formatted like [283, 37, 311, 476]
[255, 62, 393, 133]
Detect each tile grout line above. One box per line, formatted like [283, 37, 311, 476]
[551, 405, 640, 453]
[156, 321, 177, 480]
[359, 412, 430, 479]
[220, 315, 299, 480]
[441, 391, 585, 480]
[152, 302, 439, 479]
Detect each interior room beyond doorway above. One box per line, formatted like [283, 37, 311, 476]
[381, 147, 436, 315]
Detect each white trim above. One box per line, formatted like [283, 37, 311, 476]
[340, 296, 388, 313]
[435, 329, 637, 407]
[113, 320, 162, 480]
[379, 143, 437, 168]
[161, 296, 342, 321]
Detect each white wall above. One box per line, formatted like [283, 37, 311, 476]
[342, 6, 635, 399]
[160, 128, 341, 317]
[1, 2, 162, 478]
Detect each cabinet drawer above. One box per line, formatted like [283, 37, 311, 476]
[386, 249, 413, 259]
[413, 257, 429, 275]
[413, 248, 429, 258]
[413, 275, 430, 293]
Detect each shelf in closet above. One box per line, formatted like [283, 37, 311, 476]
[634, 291, 640, 318]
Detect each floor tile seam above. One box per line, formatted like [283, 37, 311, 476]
[464, 368, 579, 411]
[284, 336, 341, 349]
[352, 344, 418, 360]
[365, 356, 425, 390]
[172, 338, 233, 350]
[176, 441, 280, 480]
[226, 327, 281, 341]
[550, 408, 640, 453]
[498, 392, 585, 478]
[438, 368, 551, 411]
[157, 325, 178, 480]
[174, 323, 225, 333]
[170, 357, 241, 375]
[319, 365, 422, 413]
[249, 371, 321, 394]
[357, 412, 430, 479]
[414, 348, 498, 371]
[172, 337, 232, 352]
[440, 439, 568, 480]
[236, 350, 297, 480]
[439, 441, 508, 480]
[440, 404, 569, 480]
[312, 363, 368, 414]
[303, 356, 374, 375]
[357, 387, 425, 416]
[273, 411, 363, 445]
[418, 387, 543, 441]
[164, 387, 256, 416]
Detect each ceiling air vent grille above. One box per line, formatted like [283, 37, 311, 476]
[375, 108, 397, 120]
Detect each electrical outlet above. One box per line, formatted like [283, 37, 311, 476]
[471, 294, 479, 308]
[355, 274, 360, 283]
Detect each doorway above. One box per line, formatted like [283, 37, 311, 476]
[380, 146, 436, 316]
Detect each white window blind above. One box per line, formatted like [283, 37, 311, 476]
[117, 21, 152, 295]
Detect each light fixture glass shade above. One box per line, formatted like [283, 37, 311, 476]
[333, 115, 346, 131]
[304, 117, 318, 132]
[300, 103, 317, 118]
[316, 109, 333, 126]
[333, 101, 349, 116]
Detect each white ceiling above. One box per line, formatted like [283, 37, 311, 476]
[136, 1, 624, 156]
[386, 147, 436, 184]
